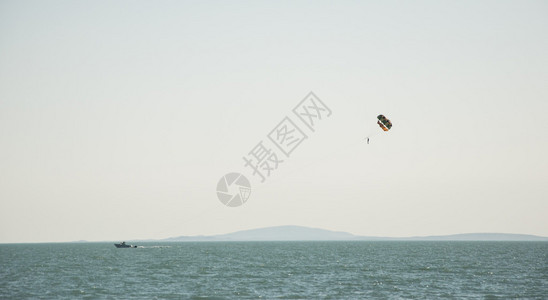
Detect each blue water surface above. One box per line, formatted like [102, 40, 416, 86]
[1, 241, 547, 299]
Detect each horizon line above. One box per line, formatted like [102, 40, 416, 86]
[2, 225, 547, 244]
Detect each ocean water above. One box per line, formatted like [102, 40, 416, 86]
[1, 242, 547, 299]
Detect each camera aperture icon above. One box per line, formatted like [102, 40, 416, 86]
[216, 173, 251, 207]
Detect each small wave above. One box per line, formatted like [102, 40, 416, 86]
[138, 246, 171, 248]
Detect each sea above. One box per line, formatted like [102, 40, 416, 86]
[1, 241, 547, 299]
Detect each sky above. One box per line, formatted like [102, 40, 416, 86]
[1, 0, 547, 243]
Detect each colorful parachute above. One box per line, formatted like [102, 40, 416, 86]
[377, 115, 392, 131]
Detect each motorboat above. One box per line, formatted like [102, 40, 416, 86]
[114, 241, 137, 248]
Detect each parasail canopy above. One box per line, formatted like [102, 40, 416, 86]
[377, 114, 392, 131]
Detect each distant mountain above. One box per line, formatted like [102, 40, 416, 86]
[164, 226, 360, 241]
[162, 226, 548, 242]
[404, 233, 548, 241]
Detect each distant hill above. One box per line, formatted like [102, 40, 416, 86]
[162, 226, 548, 242]
[403, 233, 548, 241]
[164, 226, 360, 241]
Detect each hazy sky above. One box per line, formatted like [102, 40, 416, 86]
[1, 0, 547, 243]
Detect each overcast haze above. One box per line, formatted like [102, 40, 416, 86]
[1, 0, 547, 243]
